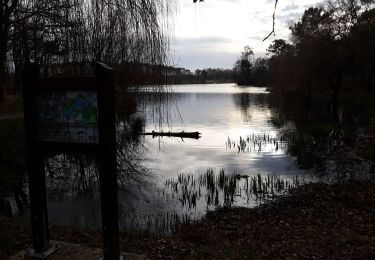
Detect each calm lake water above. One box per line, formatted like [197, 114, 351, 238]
[143, 84, 300, 178]
[22, 83, 373, 233]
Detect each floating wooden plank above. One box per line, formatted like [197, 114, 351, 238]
[142, 131, 201, 139]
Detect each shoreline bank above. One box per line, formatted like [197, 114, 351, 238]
[1, 179, 374, 259]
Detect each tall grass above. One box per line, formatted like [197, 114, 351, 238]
[119, 211, 191, 234]
[226, 133, 294, 154]
[165, 168, 302, 210]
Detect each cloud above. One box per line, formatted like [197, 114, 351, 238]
[277, 11, 304, 26]
[172, 52, 237, 71]
[281, 3, 301, 12]
[170, 36, 238, 70]
[171, 0, 323, 70]
[174, 36, 233, 49]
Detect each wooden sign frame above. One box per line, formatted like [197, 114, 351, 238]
[22, 63, 120, 259]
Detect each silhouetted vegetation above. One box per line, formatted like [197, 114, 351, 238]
[163, 66, 235, 84]
[0, 0, 176, 221]
[1, 1, 375, 258]
[234, 46, 271, 86]
[165, 168, 302, 210]
[0, 0, 174, 102]
[235, 0, 375, 97]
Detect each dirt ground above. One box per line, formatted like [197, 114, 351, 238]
[1, 180, 375, 259]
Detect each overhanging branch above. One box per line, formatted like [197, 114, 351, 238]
[263, 0, 279, 42]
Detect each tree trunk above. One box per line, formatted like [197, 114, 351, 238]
[14, 62, 23, 91]
[306, 80, 312, 101]
[0, 9, 8, 103]
[0, 81, 4, 102]
[367, 63, 373, 92]
[0, 56, 6, 102]
[0, 32, 6, 102]
[331, 71, 342, 124]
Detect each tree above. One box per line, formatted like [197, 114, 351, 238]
[0, 0, 16, 101]
[0, 0, 173, 102]
[350, 8, 375, 91]
[290, 7, 334, 96]
[267, 39, 292, 57]
[286, 0, 375, 108]
[234, 46, 254, 85]
[0, 0, 79, 101]
[267, 39, 296, 88]
[252, 58, 270, 86]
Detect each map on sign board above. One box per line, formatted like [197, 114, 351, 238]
[37, 91, 99, 144]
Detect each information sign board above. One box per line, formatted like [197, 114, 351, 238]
[23, 63, 120, 260]
[37, 91, 99, 144]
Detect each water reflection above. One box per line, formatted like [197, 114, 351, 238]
[164, 169, 302, 210]
[266, 91, 374, 180]
[28, 83, 374, 234]
[225, 133, 289, 154]
[143, 84, 301, 178]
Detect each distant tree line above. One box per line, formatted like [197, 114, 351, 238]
[165, 67, 235, 84]
[234, 0, 375, 103]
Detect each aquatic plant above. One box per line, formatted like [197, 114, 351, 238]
[119, 210, 192, 234]
[164, 169, 303, 211]
[226, 132, 292, 154]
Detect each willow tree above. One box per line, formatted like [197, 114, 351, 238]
[0, 0, 176, 188]
[0, 0, 174, 101]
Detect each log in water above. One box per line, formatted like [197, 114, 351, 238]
[142, 131, 201, 139]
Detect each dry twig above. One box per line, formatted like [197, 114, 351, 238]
[263, 0, 279, 42]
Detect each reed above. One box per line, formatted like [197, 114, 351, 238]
[164, 168, 303, 210]
[226, 132, 294, 154]
[120, 211, 192, 235]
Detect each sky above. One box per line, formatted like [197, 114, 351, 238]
[170, 0, 323, 71]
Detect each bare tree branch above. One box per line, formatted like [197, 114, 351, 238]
[263, 0, 279, 42]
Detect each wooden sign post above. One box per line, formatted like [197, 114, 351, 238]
[22, 63, 120, 259]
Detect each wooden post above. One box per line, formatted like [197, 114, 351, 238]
[96, 62, 120, 260]
[23, 64, 56, 259]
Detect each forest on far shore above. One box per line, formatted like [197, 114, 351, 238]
[0, 0, 374, 99]
[170, 0, 375, 99]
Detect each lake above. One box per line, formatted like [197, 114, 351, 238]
[142, 84, 301, 178]
[21, 83, 373, 233]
